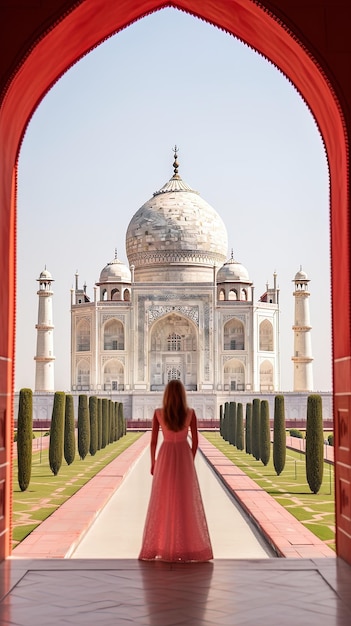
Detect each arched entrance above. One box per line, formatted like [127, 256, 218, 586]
[0, 1, 350, 563]
[149, 313, 198, 390]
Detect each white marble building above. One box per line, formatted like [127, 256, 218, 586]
[69, 150, 282, 419]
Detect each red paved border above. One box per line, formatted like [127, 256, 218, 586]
[199, 434, 335, 558]
[12, 433, 150, 558]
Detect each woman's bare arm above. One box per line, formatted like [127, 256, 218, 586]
[150, 411, 159, 475]
[190, 410, 198, 458]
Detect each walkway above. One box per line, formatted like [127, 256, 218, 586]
[5, 432, 351, 625]
[13, 432, 334, 559]
[70, 438, 272, 559]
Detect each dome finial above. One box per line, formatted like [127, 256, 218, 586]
[115, 248, 118, 260]
[173, 145, 179, 176]
[231, 248, 234, 260]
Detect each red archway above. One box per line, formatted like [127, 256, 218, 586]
[1, 1, 350, 562]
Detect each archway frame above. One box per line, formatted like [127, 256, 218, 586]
[0, 0, 350, 562]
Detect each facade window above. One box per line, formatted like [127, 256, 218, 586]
[104, 319, 124, 350]
[167, 367, 181, 381]
[76, 320, 90, 351]
[77, 361, 90, 386]
[259, 320, 274, 351]
[103, 359, 124, 390]
[260, 360, 274, 390]
[167, 333, 181, 351]
[224, 318, 245, 350]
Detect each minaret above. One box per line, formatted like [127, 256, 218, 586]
[34, 267, 55, 392]
[292, 267, 313, 391]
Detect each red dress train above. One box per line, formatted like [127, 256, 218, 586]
[139, 408, 213, 562]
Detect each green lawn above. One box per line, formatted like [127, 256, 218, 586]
[13, 432, 142, 546]
[202, 432, 335, 551]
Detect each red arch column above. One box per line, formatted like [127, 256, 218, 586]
[1, 0, 350, 563]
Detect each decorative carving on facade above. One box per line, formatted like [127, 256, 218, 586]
[102, 314, 124, 323]
[101, 355, 125, 365]
[223, 355, 247, 365]
[128, 250, 225, 267]
[76, 316, 91, 325]
[148, 305, 199, 326]
[223, 314, 246, 323]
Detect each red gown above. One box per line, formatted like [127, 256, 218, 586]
[139, 408, 213, 562]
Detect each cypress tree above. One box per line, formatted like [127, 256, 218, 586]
[49, 391, 65, 475]
[89, 396, 98, 456]
[109, 400, 114, 443]
[306, 394, 324, 494]
[236, 402, 244, 450]
[273, 395, 286, 476]
[223, 402, 229, 441]
[219, 404, 223, 436]
[97, 398, 102, 450]
[114, 403, 119, 441]
[115, 402, 120, 440]
[229, 402, 237, 446]
[17, 388, 33, 491]
[64, 393, 75, 466]
[252, 398, 261, 461]
[101, 398, 109, 448]
[77, 394, 90, 460]
[260, 399, 271, 466]
[245, 402, 252, 455]
[121, 402, 126, 435]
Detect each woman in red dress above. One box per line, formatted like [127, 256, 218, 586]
[139, 380, 213, 562]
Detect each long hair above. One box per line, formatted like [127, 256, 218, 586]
[163, 380, 188, 432]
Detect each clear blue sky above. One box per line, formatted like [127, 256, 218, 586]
[16, 7, 331, 392]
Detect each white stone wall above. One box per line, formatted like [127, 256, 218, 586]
[14, 390, 333, 425]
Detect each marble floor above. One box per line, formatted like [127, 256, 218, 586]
[1, 558, 351, 625]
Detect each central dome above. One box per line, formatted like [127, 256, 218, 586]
[126, 150, 228, 282]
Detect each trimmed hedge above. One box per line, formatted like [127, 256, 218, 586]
[89, 396, 98, 456]
[289, 428, 304, 438]
[64, 394, 75, 466]
[306, 394, 324, 494]
[49, 391, 65, 476]
[97, 398, 102, 450]
[245, 402, 252, 455]
[273, 395, 286, 476]
[236, 402, 244, 450]
[228, 402, 236, 446]
[17, 388, 33, 491]
[101, 399, 109, 448]
[78, 394, 90, 460]
[260, 399, 271, 466]
[252, 398, 261, 461]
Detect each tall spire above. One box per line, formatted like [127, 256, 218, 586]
[173, 145, 179, 177]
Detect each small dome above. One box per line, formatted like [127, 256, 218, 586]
[37, 267, 53, 281]
[217, 253, 251, 283]
[294, 267, 309, 281]
[98, 251, 131, 284]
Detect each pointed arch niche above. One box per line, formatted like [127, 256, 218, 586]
[149, 313, 197, 390]
[260, 359, 274, 391]
[259, 319, 274, 351]
[103, 319, 124, 351]
[1, 0, 350, 562]
[224, 358, 245, 391]
[103, 358, 124, 391]
[224, 318, 245, 351]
